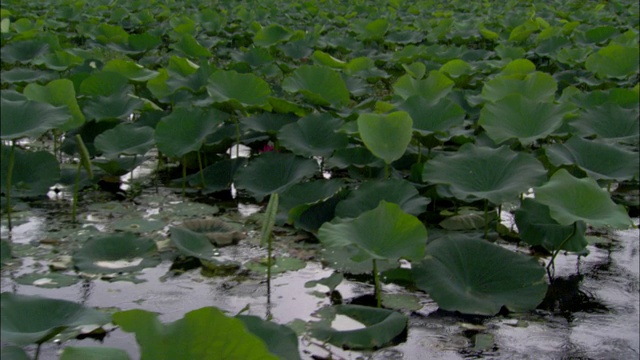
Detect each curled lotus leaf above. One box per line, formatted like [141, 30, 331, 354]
[72, 233, 160, 274]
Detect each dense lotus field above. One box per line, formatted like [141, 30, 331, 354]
[1, 0, 639, 359]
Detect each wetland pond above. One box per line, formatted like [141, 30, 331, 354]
[1, 183, 638, 360]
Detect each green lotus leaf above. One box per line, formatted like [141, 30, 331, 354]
[112, 307, 278, 360]
[254, 23, 292, 46]
[481, 71, 557, 103]
[585, 43, 639, 78]
[1, 68, 57, 84]
[91, 23, 128, 44]
[234, 152, 318, 201]
[318, 201, 426, 263]
[392, 70, 454, 101]
[515, 199, 588, 252]
[0, 146, 60, 197]
[287, 189, 348, 232]
[402, 62, 426, 79]
[325, 147, 384, 169]
[311, 50, 346, 69]
[478, 94, 572, 145]
[155, 106, 224, 158]
[309, 305, 407, 350]
[232, 47, 274, 67]
[439, 208, 486, 230]
[15, 273, 81, 288]
[304, 272, 344, 292]
[357, 111, 413, 164]
[335, 179, 429, 219]
[32, 49, 83, 71]
[380, 293, 422, 311]
[172, 33, 212, 58]
[82, 92, 144, 121]
[569, 103, 639, 143]
[399, 96, 465, 136]
[282, 65, 350, 108]
[321, 245, 396, 275]
[1, 346, 29, 360]
[189, 158, 246, 194]
[79, 71, 129, 97]
[170, 226, 236, 266]
[94, 123, 155, 159]
[500, 59, 536, 76]
[237, 315, 301, 360]
[413, 235, 548, 315]
[242, 113, 298, 134]
[423, 143, 547, 204]
[0, 240, 11, 267]
[112, 218, 165, 233]
[534, 169, 633, 229]
[278, 113, 348, 157]
[440, 59, 472, 78]
[0, 38, 51, 64]
[60, 346, 131, 360]
[0, 98, 71, 140]
[279, 179, 345, 221]
[207, 70, 271, 109]
[1, 292, 110, 346]
[22, 79, 84, 131]
[72, 233, 160, 274]
[545, 136, 639, 181]
[92, 156, 146, 176]
[583, 26, 618, 44]
[245, 257, 306, 275]
[102, 59, 159, 82]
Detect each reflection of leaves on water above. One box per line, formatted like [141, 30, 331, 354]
[538, 275, 608, 320]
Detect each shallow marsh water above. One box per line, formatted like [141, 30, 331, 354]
[1, 190, 638, 360]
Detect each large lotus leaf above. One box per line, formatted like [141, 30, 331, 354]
[32, 50, 83, 71]
[155, 107, 224, 158]
[79, 72, 129, 97]
[1, 346, 29, 360]
[172, 33, 212, 58]
[0, 38, 51, 64]
[253, 24, 292, 46]
[356, 18, 389, 41]
[413, 235, 547, 315]
[103, 59, 159, 82]
[318, 201, 426, 262]
[0, 98, 71, 140]
[392, 70, 454, 102]
[309, 305, 407, 350]
[237, 315, 301, 360]
[72, 233, 160, 274]
[278, 113, 348, 157]
[335, 179, 429, 219]
[325, 147, 384, 169]
[357, 111, 413, 164]
[287, 190, 348, 233]
[478, 94, 572, 145]
[189, 158, 246, 194]
[279, 179, 345, 222]
[515, 199, 588, 252]
[321, 245, 396, 275]
[481, 71, 557, 103]
[423, 143, 547, 204]
[242, 113, 298, 134]
[534, 169, 633, 229]
[82, 92, 144, 121]
[22, 79, 84, 131]
[0, 293, 110, 346]
[0, 146, 60, 197]
[234, 152, 318, 201]
[112, 307, 278, 360]
[170, 226, 235, 266]
[92, 156, 146, 176]
[207, 70, 271, 109]
[569, 103, 639, 143]
[1, 68, 57, 84]
[94, 123, 155, 159]
[545, 136, 639, 181]
[282, 65, 350, 108]
[585, 43, 639, 78]
[60, 346, 131, 360]
[398, 96, 465, 136]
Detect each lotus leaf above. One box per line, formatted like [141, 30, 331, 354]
[82, 92, 144, 122]
[278, 179, 345, 223]
[325, 147, 384, 169]
[0, 346, 29, 360]
[569, 103, 639, 143]
[72, 233, 160, 274]
[170, 226, 235, 264]
[79, 72, 129, 97]
[22, 79, 84, 131]
[545, 136, 639, 181]
[112, 307, 278, 360]
[585, 43, 639, 78]
[1, 240, 11, 267]
[189, 158, 246, 194]
[515, 199, 588, 252]
[172, 33, 212, 57]
[321, 245, 397, 274]
[481, 71, 557, 103]
[309, 305, 407, 350]
[112, 218, 165, 233]
[392, 70, 454, 102]
[478, 94, 572, 145]
[357, 111, 413, 165]
[155, 106, 224, 158]
[207, 70, 271, 109]
[1, 146, 60, 197]
[254, 24, 292, 46]
[318, 201, 426, 263]
[534, 169, 633, 229]
[94, 123, 155, 159]
[278, 113, 348, 157]
[60, 346, 131, 360]
[0, 98, 71, 140]
[305, 272, 344, 292]
[234, 152, 318, 201]
[237, 315, 301, 360]
[1, 68, 57, 84]
[92, 156, 146, 176]
[103, 59, 159, 82]
[287, 190, 348, 232]
[423, 143, 547, 204]
[242, 113, 298, 134]
[380, 293, 422, 311]
[0, 38, 51, 64]
[282, 65, 350, 108]
[335, 179, 429, 219]
[399, 96, 465, 136]
[32, 50, 83, 71]
[15, 273, 81, 288]
[0, 292, 110, 346]
[413, 235, 548, 315]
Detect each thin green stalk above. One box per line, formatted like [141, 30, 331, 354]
[260, 194, 279, 306]
[546, 221, 578, 278]
[373, 259, 381, 308]
[384, 163, 389, 179]
[5, 141, 15, 231]
[234, 117, 241, 158]
[71, 162, 81, 223]
[182, 156, 187, 198]
[197, 149, 205, 189]
[483, 199, 489, 239]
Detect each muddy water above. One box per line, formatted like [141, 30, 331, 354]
[1, 196, 638, 360]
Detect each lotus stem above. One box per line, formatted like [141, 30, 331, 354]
[384, 163, 390, 179]
[260, 194, 279, 307]
[5, 141, 15, 231]
[72, 161, 81, 223]
[546, 221, 578, 279]
[483, 199, 489, 239]
[373, 259, 381, 308]
[182, 155, 187, 198]
[197, 149, 205, 190]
